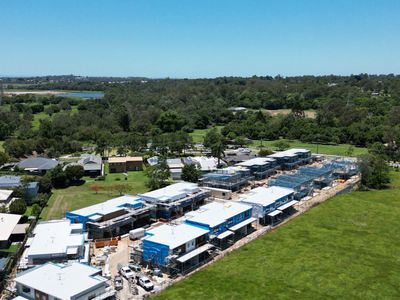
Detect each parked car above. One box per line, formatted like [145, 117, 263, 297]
[151, 268, 162, 277]
[129, 263, 141, 272]
[119, 266, 135, 279]
[114, 276, 123, 291]
[138, 275, 154, 291]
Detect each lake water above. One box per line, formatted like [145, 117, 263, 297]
[56, 91, 104, 99]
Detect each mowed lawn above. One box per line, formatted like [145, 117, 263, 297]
[248, 108, 317, 119]
[189, 126, 223, 144]
[32, 105, 79, 130]
[40, 170, 148, 220]
[251, 139, 368, 156]
[189, 125, 367, 156]
[32, 112, 50, 130]
[157, 172, 400, 300]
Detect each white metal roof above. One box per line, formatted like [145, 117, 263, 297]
[228, 217, 256, 231]
[108, 156, 142, 163]
[240, 186, 295, 207]
[68, 195, 142, 217]
[145, 223, 208, 249]
[0, 189, 13, 202]
[139, 182, 200, 203]
[219, 166, 248, 173]
[15, 262, 106, 299]
[217, 230, 234, 239]
[190, 156, 219, 171]
[288, 148, 310, 153]
[237, 157, 276, 167]
[0, 213, 21, 241]
[277, 200, 299, 211]
[12, 223, 29, 235]
[185, 202, 252, 228]
[269, 151, 297, 158]
[203, 187, 232, 193]
[167, 158, 184, 168]
[176, 243, 213, 263]
[268, 210, 282, 217]
[269, 148, 310, 158]
[27, 220, 84, 258]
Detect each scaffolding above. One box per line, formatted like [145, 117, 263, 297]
[269, 174, 314, 199]
[153, 191, 210, 219]
[298, 165, 335, 189]
[200, 167, 254, 191]
[329, 159, 359, 179]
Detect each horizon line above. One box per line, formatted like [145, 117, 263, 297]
[1, 72, 400, 80]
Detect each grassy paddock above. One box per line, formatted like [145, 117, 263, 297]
[32, 105, 79, 130]
[157, 172, 400, 299]
[249, 108, 317, 118]
[251, 139, 368, 156]
[189, 126, 367, 156]
[40, 170, 148, 220]
[32, 112, 50, 130]
[189, 126, 223, 144]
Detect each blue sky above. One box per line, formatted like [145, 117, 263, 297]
[1, 0, 399, 77]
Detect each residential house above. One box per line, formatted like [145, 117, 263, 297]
[141, 223, 211, 274]
[108, 156, 143, 173]
[268, 148, 312, 170]
[269, 173, 315, 200]
[0, 176, 39, 202]
[138, 182, 209, 219]
[183, 156, 220, 172]
[236, 157, 278, 179]
[200, 166, 254, 191]
[240, 186, 296, 225]
[0, 189, 14, 207]
[184, 201, 255, 248]
[166, 158, 184, 180]
[78, 154, 103, 176]
[19, 220, 87, 269]
[66, 195, 152, 239]
[0, 213, 21, 249]
[224, 149, 257, 165]
[16, 157, 59, 175]
[14, 262, 115, 300]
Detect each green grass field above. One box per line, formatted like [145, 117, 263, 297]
[252, 139, 368, 156]
[248, 108, 317, 119]
[0, 243, 20, 253]
[31, 105, 79, 130]
[189, 126, 223, 144]
[189, 126, 367, 156]
[32, 112, 50, 130]
[40, 169, 148, 220]
[0, 141, 4, 152]
[157, 171, 400, 299]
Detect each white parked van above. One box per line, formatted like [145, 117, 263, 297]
[129, 228, 145, 240]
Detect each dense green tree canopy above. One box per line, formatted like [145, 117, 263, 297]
[181, 164, 201, 183]
[9, 198, 27, 215]
[1, 74, 400, 162]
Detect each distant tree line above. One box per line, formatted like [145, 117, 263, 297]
[0, 74, 400, 162]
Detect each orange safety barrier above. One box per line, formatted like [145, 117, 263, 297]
[94, 237, 119, 248]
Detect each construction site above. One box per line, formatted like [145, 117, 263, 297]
[0, 150, 360, 300]
[85, 155, 360, 299]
